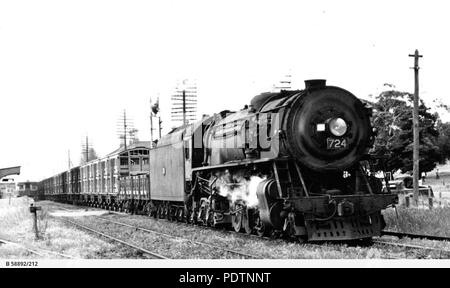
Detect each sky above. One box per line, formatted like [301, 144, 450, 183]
[1, 0, 450, 181]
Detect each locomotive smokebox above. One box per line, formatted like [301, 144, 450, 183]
[305, 79, 326, 90]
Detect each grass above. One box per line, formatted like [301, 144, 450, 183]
[3, 194, 450, 259]
[383, 206, 450, 237]
[382, 165, 450, 236]
[0, 197, 47, 239]
[0, 197, 143, 259]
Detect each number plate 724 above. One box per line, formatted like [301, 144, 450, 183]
[327, 138, 347, 150]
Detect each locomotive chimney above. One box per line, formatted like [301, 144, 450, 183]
[305, 79, 326, 91]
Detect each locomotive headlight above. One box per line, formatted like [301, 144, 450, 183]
[329, 118, 348, 137]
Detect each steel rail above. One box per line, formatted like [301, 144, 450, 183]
[382, 230, 450, 242]
[373, 239, 450, 256]
[47, 204, 264, 258]
[96, 216, 261, 259]
[0, 237, 76, 259]
[48, 201, 450, 258]
[61, 218, 168, 259]
[0, 238, 44, 257]
[50, 203, 324, 251]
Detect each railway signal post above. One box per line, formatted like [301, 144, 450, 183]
[150, 97, 161, 143]
[409, 49, 423, 206]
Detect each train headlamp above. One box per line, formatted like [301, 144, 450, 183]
[329, 118, 348, 137]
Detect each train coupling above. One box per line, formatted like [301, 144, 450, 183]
[337, 200, 354, 217]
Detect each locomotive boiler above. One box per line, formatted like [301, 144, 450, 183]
[149, 79, 398, 241]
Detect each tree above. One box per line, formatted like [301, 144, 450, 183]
[371, 89, 440, 175]
[436, 121, 450, 164]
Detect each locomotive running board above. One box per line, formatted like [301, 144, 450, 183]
[192, 158, 276, 172]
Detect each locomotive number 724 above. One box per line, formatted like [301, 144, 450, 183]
[326, 138, 347, 150]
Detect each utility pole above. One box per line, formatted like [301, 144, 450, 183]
[86, 136, 89, 163]
[123, 110, 131, 176]
[182, 89, 187, 125]
[171, 79, 197, 126]
[123, 110, 128, 150]
[81, 136, 91, 164]
[68, 150, 72, 170]
[409, 49, 423, 205]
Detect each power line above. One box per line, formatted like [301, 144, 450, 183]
[272, 73, 292, 92]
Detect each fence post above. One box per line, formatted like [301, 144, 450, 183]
[428, 188, 433, 210]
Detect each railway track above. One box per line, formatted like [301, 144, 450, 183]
[382, 230, 450, 242]
[376, 231, 450, 258]
[373, 239, 450, 258]
[47, 202, 450, 259]
[95, 212, 436, 259]
[51, 205, 261, 259]
[0, 237, 76, 259]
[96, 216, 261, 259]
[60, 218, 168, 259]
[106, 212, 450, 259]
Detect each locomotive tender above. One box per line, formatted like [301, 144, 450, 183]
[40, 79, 398, 242]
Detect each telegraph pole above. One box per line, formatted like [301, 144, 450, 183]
[182, 89, 187, 125]
[171, 79, 197, 126]
[81, 136, 91, 164]
[86, 136, 89, 163]
[123, 110, 128, 151]
[123, 110, 131, 176]
[68, 150, 72, 170]
[409, 49, 423, 205]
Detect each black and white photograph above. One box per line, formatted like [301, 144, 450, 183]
[1, 0, 450, 272]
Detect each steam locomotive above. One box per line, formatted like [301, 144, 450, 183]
[40, 79, 398, 242]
